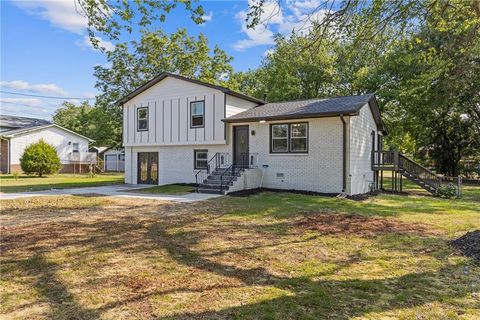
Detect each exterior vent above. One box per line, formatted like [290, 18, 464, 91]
[276, 173, 284, 178]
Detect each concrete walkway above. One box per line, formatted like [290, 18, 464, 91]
[0, 184, 222, 203]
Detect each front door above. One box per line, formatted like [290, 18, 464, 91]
[233, 125, 249, 168]
[137, 152, 158, 184]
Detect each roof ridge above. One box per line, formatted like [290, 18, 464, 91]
[263, 93, 374, 105]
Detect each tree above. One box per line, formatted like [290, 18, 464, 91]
[20, 140, 61, 177]
[245, 0, 480, 46]
[53, 101, 120, 147]
[76, 0, 205, 49]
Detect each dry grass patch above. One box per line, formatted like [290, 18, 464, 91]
[1, 190, 479, 319]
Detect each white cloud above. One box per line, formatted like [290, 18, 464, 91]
[13, 0, 88, 34]
[0, 98, 43, 107]
[202, 11, 213, 23]
[77, 35, 115, 52]
[0, 80, 68, 96]
[234, 0, 328, 50]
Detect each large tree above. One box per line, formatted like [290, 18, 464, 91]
[53, 101, 120, 147]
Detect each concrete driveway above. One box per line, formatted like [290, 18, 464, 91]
[0, 184, 222, 202]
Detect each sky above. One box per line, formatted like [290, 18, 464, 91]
[1, 0, 324, 120]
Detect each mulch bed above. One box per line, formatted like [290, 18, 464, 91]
[294, 213, 435, 236]
[451, 230, 480, 263]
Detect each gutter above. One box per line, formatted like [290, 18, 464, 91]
[340, 115, 347, 193]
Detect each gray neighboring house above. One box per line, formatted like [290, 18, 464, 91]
[0, 115, 95, 174]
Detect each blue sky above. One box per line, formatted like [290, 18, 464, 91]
[1, 0, 324, 120]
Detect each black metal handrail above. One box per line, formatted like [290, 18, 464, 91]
[219, 165, 238, 193]
[195, 153, 228, 191]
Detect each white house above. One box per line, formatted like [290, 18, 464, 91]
[118, 73, 387, 195]
[0, 115, 96, 174]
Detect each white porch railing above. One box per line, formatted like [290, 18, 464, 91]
[67, 152, 97, 164]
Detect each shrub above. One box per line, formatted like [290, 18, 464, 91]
[436, 184, 457, 199]
[20, 139, 61, 177]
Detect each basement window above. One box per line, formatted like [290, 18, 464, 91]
[194, 150, 208, 169]
[137, 107, 148, 131]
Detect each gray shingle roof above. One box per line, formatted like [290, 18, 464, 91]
[0, 115, 50, 129]
[226, 94, 375, 122]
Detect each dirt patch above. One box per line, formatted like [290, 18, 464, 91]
[294, 213, 435, 236]
[451, 230, 480, 263]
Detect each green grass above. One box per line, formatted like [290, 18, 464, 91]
[0, 185, 479, 319]
[0, 173, 124, 193]
[129, 184, 194, 195]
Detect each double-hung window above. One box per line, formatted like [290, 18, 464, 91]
[270, 122, 308, 153]
[194, 150, 208, 169]
[190, 101, 205, 128]
[137, 107, 148, 131]
[72, 143, 79, 153]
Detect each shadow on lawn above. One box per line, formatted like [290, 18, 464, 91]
[2, 194, 478, 319]
[144, 222, 473, 319]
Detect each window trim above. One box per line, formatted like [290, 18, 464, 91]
[190, 100, 205, 128]
[137, 106, 149, 132]
[72, 142, 79, 153]
[194, 149, 209, 169]
[270, 122, 309, 154]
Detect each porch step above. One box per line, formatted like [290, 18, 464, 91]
[196, 167, 244, 194]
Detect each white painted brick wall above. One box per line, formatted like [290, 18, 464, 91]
[244, 117, 344, 193]
[227, 168, 262, 193]
[349, 103, 377, 194]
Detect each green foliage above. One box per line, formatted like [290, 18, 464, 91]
[436, 184, 458, 199]
[20, 140, 61, 177]
[53, 101, 120, 147]
[76, 0, 204, 47]
[12, 172, 19, 181]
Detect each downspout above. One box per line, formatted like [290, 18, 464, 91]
[340, 115, 347, 193]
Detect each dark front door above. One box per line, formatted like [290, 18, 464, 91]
[233, 125, 249, 167]
[137, 152, 158, 184]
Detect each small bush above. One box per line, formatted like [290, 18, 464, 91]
[436, 184, 457, 199]
[20, 139, 61, 177]
[12, 172, 19, 180]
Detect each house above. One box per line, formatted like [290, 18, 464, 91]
[90, 146, 125, 172]
[118, 72, 387, 195]
[0, 115, 96, 174]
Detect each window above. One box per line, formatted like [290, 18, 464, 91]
[194, 150, 208, 169]
[190, 101, 205, 128]
[270, 122, 308, 153]
[72, 143, 79, 153]
[137, 107, 148, 131]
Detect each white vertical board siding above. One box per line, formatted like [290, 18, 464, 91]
[349, 103, 377, 194]
[127, 145, 229, 185]
[123, 77, 229, 146]
[9, 127, 89, 164]
[225, 95, 259, 118]
[238, 117, 344, 193]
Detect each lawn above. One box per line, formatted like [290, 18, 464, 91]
[0, 173, 124, 193]
[0, 185, 479, 319]
[130, 184, 194, 195]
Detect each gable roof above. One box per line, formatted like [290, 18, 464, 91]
[225, 94, 386, 132]
[0, 115, 51, 129]
[0, 123, 94, 142]
[116, 72, 265, 106]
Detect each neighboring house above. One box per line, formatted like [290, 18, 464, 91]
[118, 72, 388, 195]
[90, 146, 125, 172]
[0, 115, 95, 174]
